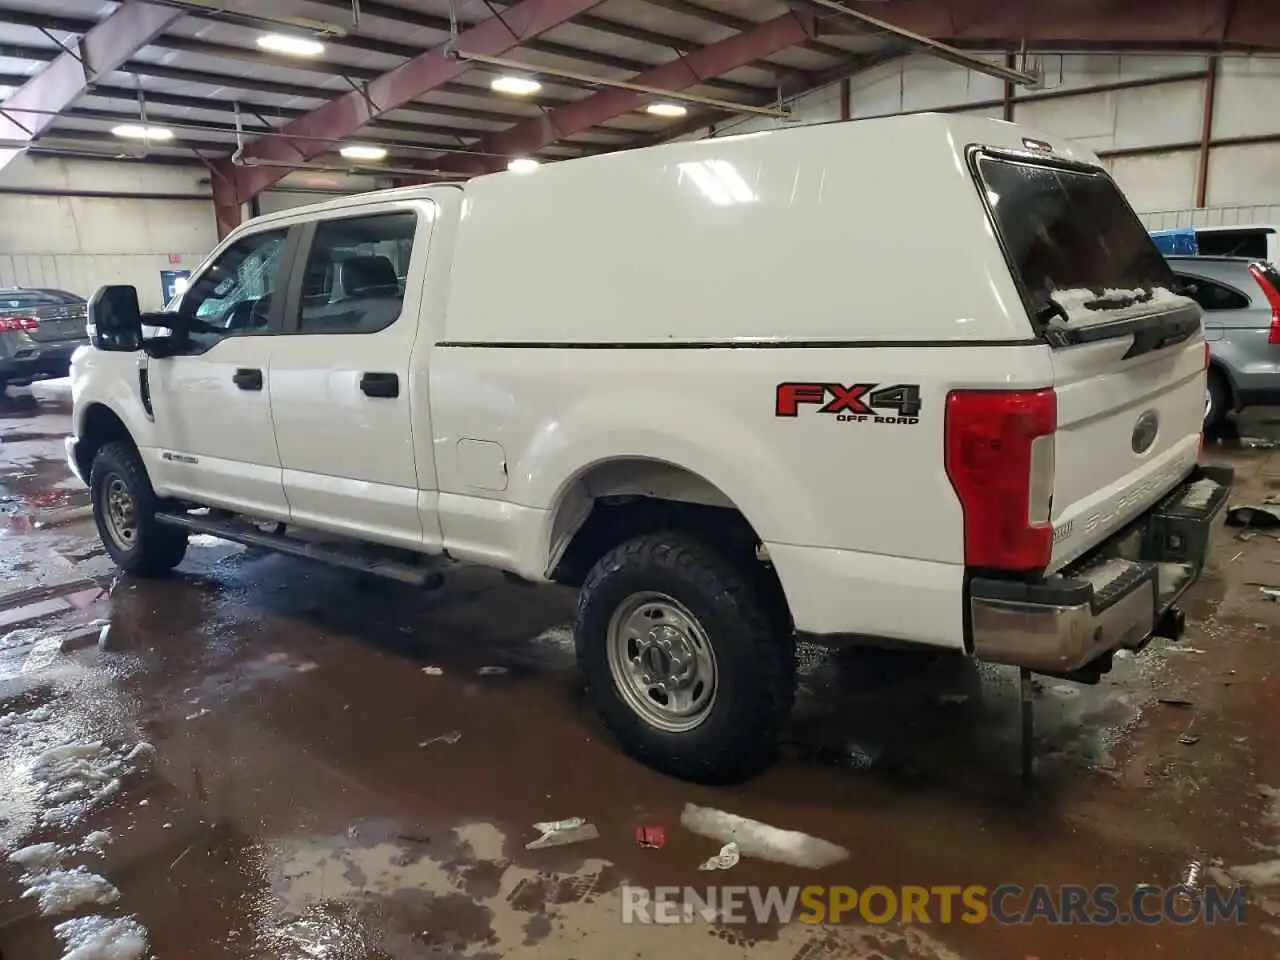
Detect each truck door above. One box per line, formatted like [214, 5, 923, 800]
[268, 204, 440, 550]
[147, 225, 295, 519]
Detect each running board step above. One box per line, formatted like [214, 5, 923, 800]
[155, 512, 443, 588]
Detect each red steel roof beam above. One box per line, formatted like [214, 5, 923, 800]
[451, 12, 817, 175]
[796, 0, 1280, 50]
[219, 0, 611, 217]
[0, 2, 182, 176]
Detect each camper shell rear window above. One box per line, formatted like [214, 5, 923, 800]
[975, 153, 1181, 329]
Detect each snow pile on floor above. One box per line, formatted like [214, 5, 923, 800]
[29, 377, 73, 405]
[31, 743, 124, 814]
[0, 626, 44, 650]
[54, 915, 148, 960]
[81, 831, 112, 853]
[20, 865, 121, 916]
[680, 802, 850, 869]
[29, 740, 153, 828]
[10, 841, 65, 871]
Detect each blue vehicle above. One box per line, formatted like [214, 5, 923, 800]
[1150, 227, 1200, 257]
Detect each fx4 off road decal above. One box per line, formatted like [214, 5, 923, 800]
[775, 383, 921, 425]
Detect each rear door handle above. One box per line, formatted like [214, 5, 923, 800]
[360, 372, 399, 398]
[232, 368, 263, 391]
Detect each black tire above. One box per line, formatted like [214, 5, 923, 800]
[1205, 366, 1232, 431]
[90, 440, 188, 577]
[576, 532, 796, 784]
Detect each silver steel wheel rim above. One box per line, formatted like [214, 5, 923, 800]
[103, 475, 138, 552]
[606, 591, 718, 733]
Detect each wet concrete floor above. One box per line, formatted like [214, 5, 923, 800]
[2, 388, 1280, 958]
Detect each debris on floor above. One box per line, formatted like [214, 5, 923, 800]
[421, 666, 443, 676]
[680, 802, 850, 869]
[698, 841, 741, 871]
[1157, 697, 1195, 708]
[476, 665, 508, 676]
[526, 817, 599, 850]
[1227, 504, 1280, 528]
[418, 731, 461, 747]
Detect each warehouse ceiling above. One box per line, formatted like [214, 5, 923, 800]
[0, 0, 1277, 223]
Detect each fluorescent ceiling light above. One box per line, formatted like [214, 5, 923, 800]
[340, 144, 387, 161]
[490, 75, 541, 96]
[257, 34, 325, 57]
[112, 124, 174, 141]
[507, 157, 540, 174]
[646, 102, 688, 118]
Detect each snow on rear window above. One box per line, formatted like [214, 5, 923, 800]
[978, 156, 1179, 323]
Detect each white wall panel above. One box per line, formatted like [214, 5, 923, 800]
[1212, 56, 1280, 139]
[1022, 54, 1205, 97]
[1108, 151, 1200, 212]
[0, 155, 208, 196]
[1141, 204, 1280, 230]
[1109, 80, 1203, 149]
[847, 55, 1003, 118]
[0, 157, 215, 309]
[1206, 143, 1280, 207]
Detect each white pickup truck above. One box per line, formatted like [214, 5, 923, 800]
[67, 114, 1230, 782]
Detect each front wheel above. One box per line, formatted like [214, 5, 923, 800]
[90, 441, 188, 577]
[576, 532, 796, 783]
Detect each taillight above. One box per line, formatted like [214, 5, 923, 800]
[945, 388, 1057, 571]
[1247, 262, 1280, 345]
[0, 316, 38, 333]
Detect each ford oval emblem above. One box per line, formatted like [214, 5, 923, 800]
[1132, 410, 1159, 454]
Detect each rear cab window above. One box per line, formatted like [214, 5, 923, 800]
[974, 153, 1197, 346]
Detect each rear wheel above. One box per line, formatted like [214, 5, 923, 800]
[90, 441, 188, 577]
[1205, 367, 1232, 431]
[576, 532, 796, 783]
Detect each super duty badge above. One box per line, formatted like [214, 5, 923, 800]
[775, 382, 922, 424]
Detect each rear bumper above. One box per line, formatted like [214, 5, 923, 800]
[0, 343, 80, 384]
[968, 464, 1233, 674]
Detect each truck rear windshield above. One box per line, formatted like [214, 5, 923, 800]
[977, 155, 1177, 322]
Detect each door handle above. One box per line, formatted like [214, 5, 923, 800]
[360, 372, 399, 398]
[232, 368, 263, 391]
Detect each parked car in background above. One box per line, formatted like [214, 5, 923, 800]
[0, 286, 90, 390]
[1165, 256, 1280, 428]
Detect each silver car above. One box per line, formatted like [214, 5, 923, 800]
[1166, 256, 1280, 428]
[0, 286, 90, 390]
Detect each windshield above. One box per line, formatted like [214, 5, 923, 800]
[977, 155, 1177, 321]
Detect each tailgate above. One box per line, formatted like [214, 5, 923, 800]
[973, 149, 1206, 571]
[1049, 333, 1204, 569]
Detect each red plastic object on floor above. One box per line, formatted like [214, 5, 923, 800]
[636, 825, 666, 849]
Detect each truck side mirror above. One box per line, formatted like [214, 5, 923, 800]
[87, 285, 143, 352]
